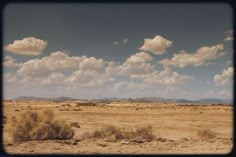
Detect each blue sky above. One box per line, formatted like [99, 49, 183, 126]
[3, 3, 234, 99]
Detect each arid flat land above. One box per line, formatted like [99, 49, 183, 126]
[3, 100, 233, 154]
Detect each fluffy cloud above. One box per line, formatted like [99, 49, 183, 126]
[224, 30, 233, 41]
[126, 51, 153, 63]
[80, 57, 105, 71]
[9, 51, 109, 88]
[17, 51, 106, 77]
[66, 70, 114, 87]
[17, 69, 113, 88]
[3, 56, 22, 68]
[106, 52, 155, 76]
[214, 67, 233, 86]
[4, 73, 17, 83]
[139, 35, 172, 54]
[119, 62, 154, 76]
[131, 67, 193, 86]
[159, 44, 224, 67]
[39, 72, 67, 86]
[4, 37, 47, 55]
[18, 72, 66, 86]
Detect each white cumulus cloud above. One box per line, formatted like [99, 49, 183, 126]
[139, 35, 173, 54]
[106, 52, 154, 77]
[3, 56, 22, 68]
[126, 51, 153, 63]
[66, 70, 114, 87]
[119, 62, 154, 76]
[4, 37, 48, 55]
[17, 51, 106, 77]
[131, 67, 193, 86]
[105, 52, 155, 77]
[159, 44, 224, 67]
[214, 67, 233, 86]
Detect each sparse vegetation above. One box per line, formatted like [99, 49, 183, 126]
[198, 129, 216, 139]
[11, 109, 74, 142]
[82, 125, 155, 142]
[59, 108, 70, 111]
[59, 107, 82, 111]
[76, 102, 97, 106]
[62, 104, 72, 107]
[3, 100, 233, 153]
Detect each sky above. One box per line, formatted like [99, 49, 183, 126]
[3, 3, 234, 100]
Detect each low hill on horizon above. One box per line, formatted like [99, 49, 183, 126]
[11, 96, 232, 104]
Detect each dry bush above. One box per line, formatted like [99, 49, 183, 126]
[73, 108, 82, 111]
[83, 125, 155, 142]
[198, 129, 216, 139]
[59, 108, 70, 111]
[134, 125, 156, 140]
[11, 109, 74, 142]
[70, 122, 80, 128]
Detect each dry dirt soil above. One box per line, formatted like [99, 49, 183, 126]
[2, 101, 233, 154]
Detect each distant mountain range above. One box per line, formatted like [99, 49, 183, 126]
[13, 96, 80, 102]
[12, 96, 232, 104]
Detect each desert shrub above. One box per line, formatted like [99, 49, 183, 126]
[134, 125, 156, 140]
[73, 108, 82, 111]
[83, 125, 155, 142]
[70, 122, 80, 128]
[198, 129, 216, 139]
[11, 109, 74, 142]
[59, 108, 70, 111]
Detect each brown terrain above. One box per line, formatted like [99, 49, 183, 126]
[2, 100, 233, 154]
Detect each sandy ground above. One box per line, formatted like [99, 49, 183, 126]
[2, 101, 233, 154]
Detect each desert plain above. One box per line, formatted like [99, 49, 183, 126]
[2, 100, 233, 154]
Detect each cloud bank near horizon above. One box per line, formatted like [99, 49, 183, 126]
[3, 34, 233, 99]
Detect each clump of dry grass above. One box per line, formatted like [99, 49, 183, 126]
[198, 129, 216, 139]
[83, 125, 155, 142]
[59, 107, 82, 111]
[11, 109, 74, 142]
